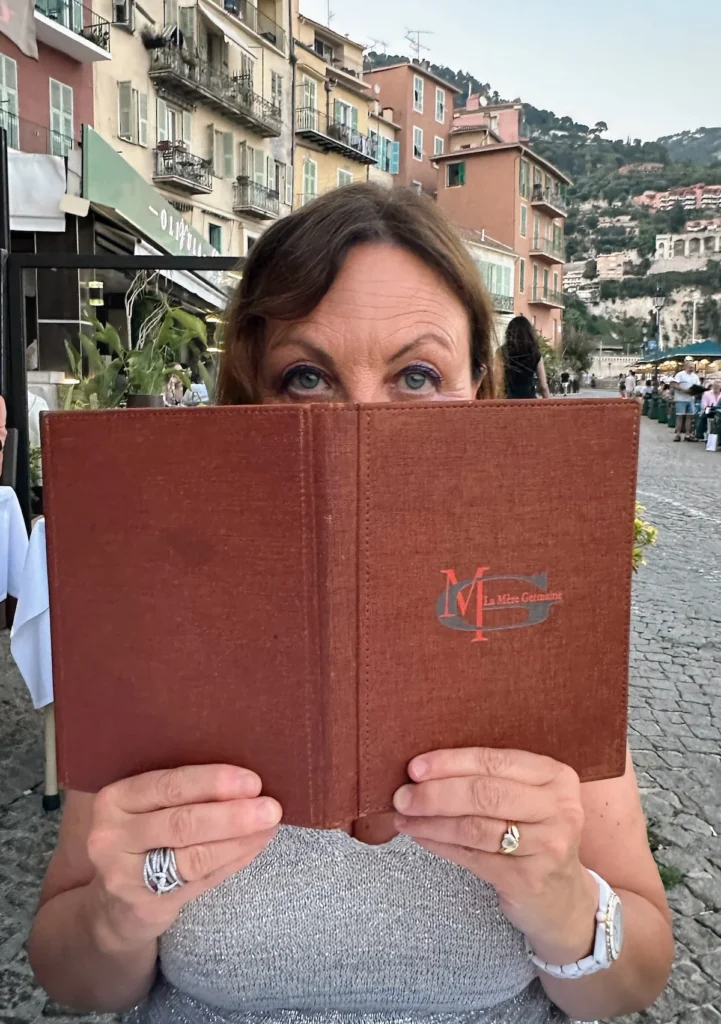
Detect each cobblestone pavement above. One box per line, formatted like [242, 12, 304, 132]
[0, 409, 720, 1023]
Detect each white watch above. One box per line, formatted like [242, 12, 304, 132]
[528, 870, 624, 979]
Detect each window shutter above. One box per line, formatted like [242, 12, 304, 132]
[118, 81, 133, 140]
[137, 92, 148, 146]
[222, 130, 233, 177]
[238, 140, 249, 178]
[182, 110, 192, 146]
[332, 98, 340, 123]
[179, 5, 195, 51]
[208, 123, 217, 170]
[459, 162, 466, 186]
[253, 146, 265, 185]
[266, 155, 275, 190]
[390, 140, 400, 174]
[350, 106, 358, 131]
[157, 98, 168, 142]
[285, 164, 293, 206]
[165, 0, 178, 25]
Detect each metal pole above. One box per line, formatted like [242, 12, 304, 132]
[0, 125, 10, 399]
[6, 255, 30, 526]
[692, 295, 697, 343]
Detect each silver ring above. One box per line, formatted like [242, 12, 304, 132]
[143, 847, 186, 895]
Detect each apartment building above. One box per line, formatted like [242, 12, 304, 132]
[634, 184, 721, 213]
[93, 0, 292, 257]
[0, 0, 109, 157]
[364, 60, 458, 196]
[435, 105, 571, 344]
[656, 231, 721, 260]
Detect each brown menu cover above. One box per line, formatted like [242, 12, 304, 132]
[42, 400, 639, 828]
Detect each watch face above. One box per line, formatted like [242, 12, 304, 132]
[609, 895, 624, 959]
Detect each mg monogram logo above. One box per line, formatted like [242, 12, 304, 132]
[437, 567, 563, 643]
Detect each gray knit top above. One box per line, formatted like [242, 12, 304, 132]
[129, 826, 567, 1024]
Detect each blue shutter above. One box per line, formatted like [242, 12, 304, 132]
[390, 140, 400, 175]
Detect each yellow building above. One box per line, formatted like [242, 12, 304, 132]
[292, 11, 378, 206]
[93, 0, 293, 257]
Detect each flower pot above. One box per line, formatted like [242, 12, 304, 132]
[126, 394, 164, 408]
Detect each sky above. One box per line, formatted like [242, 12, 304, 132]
[300, 0, 721, 142]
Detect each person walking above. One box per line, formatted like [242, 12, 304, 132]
[671, 357, 701, 442]
[499, 315, 551, 400]
[618, 373, 626, 398]
[624, 371, 636, 399]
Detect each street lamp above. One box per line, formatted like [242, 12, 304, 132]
[653, 295, 666, 351]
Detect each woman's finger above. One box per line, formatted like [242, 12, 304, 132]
[125, 796, 282, 853]
[171, 828, 280, 884]
[409, 748, 565, 786]
[394, 812, 541, 856]
[107, 764, 262, 815]
[394, 775, 554, 823]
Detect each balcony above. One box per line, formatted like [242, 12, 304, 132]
[530, 184, 567, 217]
[530, 236, 565, 264]
[153, 142, 212, 195]
[0, 111, 76, 157]
[295, 108, 377, 165]
[529, 287, 565, 308]
[149, 47, 282, 137]
[490, 293, 514, 313]
[222, 0, 286, 52]
[233, 177, 280, 219]
[34, 0, 111, 61]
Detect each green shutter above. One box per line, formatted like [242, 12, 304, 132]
[157, 99, 168, 143]
[390, 140, 400, 174]
[118, 81, 133, 140]
[137, 92, 148, 146]
[223, 131, 234, 178]
[459, 162, 466, 186]
[350, 106, 358, 131]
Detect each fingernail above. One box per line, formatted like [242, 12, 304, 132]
[410, 757, 428, 780]
[237, 771, 260, 796]
[393, 786, 412, 812]
[256, 798, 282, 826]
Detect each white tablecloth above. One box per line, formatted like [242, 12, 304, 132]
[10, 519, 53, 709]
[0, 486, 29, 602]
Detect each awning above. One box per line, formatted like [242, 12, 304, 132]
[134, 241, 228, 309]
[197, 0, 255, 58]
[8, 150, 66, 233]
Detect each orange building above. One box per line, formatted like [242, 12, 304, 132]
[435, 105, 571, 344]
[363, 61, 459, 196]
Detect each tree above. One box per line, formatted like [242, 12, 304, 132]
[561, 326, 594, 374]
[592, 121, 608, 135]
[583, 259, 598, 280]
[668, 202, 687, 234]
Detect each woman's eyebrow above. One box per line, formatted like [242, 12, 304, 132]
[388, 334, 455, 363]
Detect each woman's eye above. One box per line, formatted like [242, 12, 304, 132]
[296, 370, 322, 390]
[282, 366, 328, 393]
[399, 366, 441, 394]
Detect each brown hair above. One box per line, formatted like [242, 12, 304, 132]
[217, 182, 498, 404]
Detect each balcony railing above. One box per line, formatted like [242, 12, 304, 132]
[149, 47, 282, 137]
[0, 110, 75, 157]
[531, 184, 567, 215]
[35, 0, 111, 51]
[153, 143, 212, 194]
[295, 107, 377, 164]
[530, 287, 565, 308]
[222, 0, 286, 52]
[490, 293, 514, 313]
[531, 235, 565, 262]
[233, 177, 280, 219]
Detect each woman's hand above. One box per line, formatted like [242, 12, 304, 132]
[393, 747, 599, 966]
[86, 764, 282, 953]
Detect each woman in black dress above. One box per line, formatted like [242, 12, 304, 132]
[500, 315, 551, 399]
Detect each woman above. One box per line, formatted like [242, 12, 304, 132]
[28, 184, 673, 1023]
[500, 316, 551, 400]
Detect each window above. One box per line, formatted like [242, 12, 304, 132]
[337, 168, 353, 187]
[245, 233, 258, 253]
[164, 0, 178, 24]
[435, 86, 445, 123]
[519, 258, 525, 293]
[118, 83, 148, 145]
[0, 56, 18, 149]
[239, 141, 265, 184]
[313, 35, 333, 61]
[413, 126, 423, 161]
[519, 158, 530, 199]
[520, 204, 527, 237]
[553, 271, 559, 293]
[178, 5, 195, 53]
[212, 128, 234, 177]
[532, 263, 538, 295]
[49, 79, 73, 157]
[411, 181, 422, 195]
[333, 98, 358, 131]
[490, 114, 499, 134]
[389, 139, 400, 175]
[446, 161, 465, 187]
[208, 223, 222, 251]
[271, 71, 282, 113]
[301, 76, 317, 118]
[434, 136, 444, 156]
[543, 268, 550, 295]
[113, 0, 134, 29]
[302, 156, 317, 204]
[158, 99, 189, 146]
[532, 213, 540, 244]
[413, 74, 423, 113]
